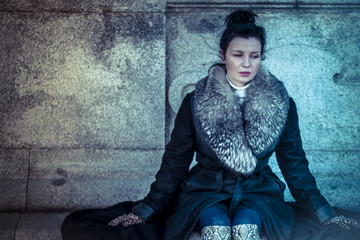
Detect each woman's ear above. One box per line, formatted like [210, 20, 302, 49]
[219, 49, 225, 63]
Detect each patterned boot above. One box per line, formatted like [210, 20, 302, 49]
[201, 225, 231, 240]
[231, 224, 260, 240]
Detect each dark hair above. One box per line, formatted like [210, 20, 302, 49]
[220, 9, 266, 60]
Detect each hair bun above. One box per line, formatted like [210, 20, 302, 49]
[225, 9, 257, 26]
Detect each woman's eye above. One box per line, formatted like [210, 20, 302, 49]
[233, 54, 242, 57]
[251, 55, 260, 59]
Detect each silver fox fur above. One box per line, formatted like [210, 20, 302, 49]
[193, 65, 289, 175]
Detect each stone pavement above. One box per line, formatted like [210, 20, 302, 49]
[0, 212, 203, 240]
[0, 212, 67, 240]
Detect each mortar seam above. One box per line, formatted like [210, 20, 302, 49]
[0, 147, 165, 151]
[13, 212, 23, 240]
[0, 9, 165, 14]
[24, 149, 31, 212]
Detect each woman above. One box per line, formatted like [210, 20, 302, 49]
[62, 9, 360, 240]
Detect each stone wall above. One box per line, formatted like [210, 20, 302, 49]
[1, 0, 359, 216]
[0, 0, 167, 212]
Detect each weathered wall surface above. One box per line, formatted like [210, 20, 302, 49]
[0, 0, 359, 217]
[0, 0, 166, 212]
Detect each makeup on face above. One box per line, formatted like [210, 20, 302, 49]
[220, 37, 262, 87]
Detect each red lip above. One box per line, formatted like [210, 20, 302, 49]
[239, 72, 251, 77]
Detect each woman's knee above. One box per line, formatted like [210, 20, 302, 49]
[198, 205, 231, 229]
[232, 206, 262, 230]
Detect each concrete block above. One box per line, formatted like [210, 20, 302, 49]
[166, 0, 295, 4]
[166, 0, 297, 11]
[5, 0, 76, 11]
[0, 179, 27, 211]
[166, 0, 360, 10]
[0, 213, 21, 240]
[306, 151, 360, 211]
[280, 175, 360, 211]
[166, 11, 360, 150]
[27, 149, 164, 211]
[0, 12, 165, 149]
[15, 213, 68, 240]
[316, 176, 360, 211]
[299, 0, 360, 4]
[5, 0, 165, 12]
[261, 11, 360, 150]
[269, 151, 360, 210]
[167, 0, 294, 2]
[0, 149, 29, 211]
[77, 0, 166, 12]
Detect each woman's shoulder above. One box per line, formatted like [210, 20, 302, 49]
[289, 97, 296, 108]
[173, 92, 196, 123]
[288, 97, 297, 116]
[180, 91, 195, 109]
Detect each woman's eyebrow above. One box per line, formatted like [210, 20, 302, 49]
[230, 50, 260, 54]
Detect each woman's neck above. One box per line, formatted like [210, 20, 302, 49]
[226, 74, 251, 90]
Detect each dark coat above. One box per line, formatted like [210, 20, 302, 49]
[62, 65, 360, 240]
[131, 65, 336, 240]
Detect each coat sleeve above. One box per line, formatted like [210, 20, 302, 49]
[275, 98, 336, 224]
[131, 93, 196, 221]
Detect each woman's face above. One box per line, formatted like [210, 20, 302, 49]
[220, 37, 262, 87]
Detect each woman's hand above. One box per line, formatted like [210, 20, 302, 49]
[108, 213, 145, 227]
[324, 215, 360, 230]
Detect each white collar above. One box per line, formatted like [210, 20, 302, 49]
[226, 74, 251, 90]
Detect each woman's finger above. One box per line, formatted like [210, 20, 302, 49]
[345, 216, 360, 229]
[108, 214, 128, 227]
[325, 215, 360, 230]
[121, 213, 145, 227]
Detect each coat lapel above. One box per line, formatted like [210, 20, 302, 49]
[193, 64, 289, 175]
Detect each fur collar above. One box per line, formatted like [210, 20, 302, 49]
[193, 64, 289, 175]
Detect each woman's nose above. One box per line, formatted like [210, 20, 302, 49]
[241, 57, 250, 67]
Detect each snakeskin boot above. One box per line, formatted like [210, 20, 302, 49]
[231, 224, 260, 240]
[201, 225, 231, 240]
